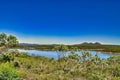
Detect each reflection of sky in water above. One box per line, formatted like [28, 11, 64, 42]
[17, 49, 120, 59]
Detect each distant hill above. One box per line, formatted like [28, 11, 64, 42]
[80, 42, 101, 45]
[19, 43, 58, 46]
[20, 43, 40, 46]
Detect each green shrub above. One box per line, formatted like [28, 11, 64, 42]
[112, 77, 120, 80]
[0, 53, 14, 62]
[87, 71, 106, 80]
[0, 62, 20, 80]
[13, 61, 20, 67]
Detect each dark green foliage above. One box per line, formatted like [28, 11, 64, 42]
[13, 61, 20, 67]
[0, 53, 14, 62]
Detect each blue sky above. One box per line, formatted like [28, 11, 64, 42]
[0, 0, 120, 44]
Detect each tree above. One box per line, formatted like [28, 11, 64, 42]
[7, 35, 19, 48]
[53, 44, 68, 59]
[0, 33, 7, 46]
[0, 33, 19, 50]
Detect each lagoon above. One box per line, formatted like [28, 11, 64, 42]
[17, 49, 120, 59]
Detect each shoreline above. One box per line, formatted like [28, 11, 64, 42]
[13, 47, 120, 54]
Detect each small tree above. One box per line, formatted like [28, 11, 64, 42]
[53, 44, 68, 59]
[0, 33, 19, 50]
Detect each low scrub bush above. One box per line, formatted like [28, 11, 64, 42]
[0, 62, 20, 80]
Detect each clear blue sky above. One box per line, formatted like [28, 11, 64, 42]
[0, 0, 120, 44]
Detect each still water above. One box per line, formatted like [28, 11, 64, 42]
[17, 49, 120, 59]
